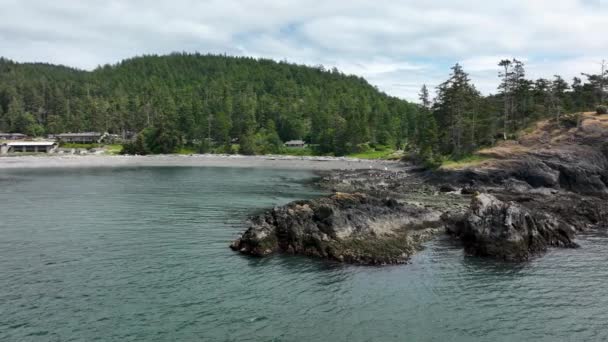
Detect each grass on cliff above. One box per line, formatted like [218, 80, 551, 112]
[275, 147, 316, 156]
[347, 145, 402, 160]
[348, 149, 395, 160]
[60, 143, 124, 155]
[440, 155, 489, 170]
[60, 143, 101, 149]
[121, 142, 399, 159]
[433, 111, 608, 171]
[177, 146, 198, 155]
[105, 144, 123, 155]
[275, 145, 398, 159]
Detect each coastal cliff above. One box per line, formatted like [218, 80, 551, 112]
[232, 112, 608, 264]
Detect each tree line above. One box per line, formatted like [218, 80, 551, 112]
[0, 53, 605, 158]
[414, 59, 607, 163]
[0, 53, 416, 155]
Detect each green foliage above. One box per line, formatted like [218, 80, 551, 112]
[277, 147, 316, 156]
[597, 105, 607, 115]
[60, 143, 100, 149]
[0, 54, 414, 156]
[433, 64, 483, 157]
[122, 123, 181, 155]
[440, 155, 488, 170]
[1, 54, 602, 161]
[417, 61, 600, 166]
[238, 132, 256, 155]
[348, 148, 397, 160]
[60, 143, 122, 154]
[122, 130, 151, 155]
[559, 112, 582, 128]
[415, 106, 439, 162]
[12, 112, 45, 137]
[249, 126, 283, 155]
[105, 144, 123, 155]
[177, 147, 197, 155]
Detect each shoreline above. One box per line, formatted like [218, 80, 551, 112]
[0, 154, 404, 171]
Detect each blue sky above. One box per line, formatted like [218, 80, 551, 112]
[0, 0, 606, 101]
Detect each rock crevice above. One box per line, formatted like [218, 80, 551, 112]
[231, 193, 442, 265]
[445, 193, 579, 261]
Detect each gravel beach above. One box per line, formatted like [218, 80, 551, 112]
[0, 154, 403, 171]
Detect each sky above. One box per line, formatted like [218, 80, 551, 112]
[0, 0, 607, 101]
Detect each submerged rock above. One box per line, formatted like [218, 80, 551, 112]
[231, 193, 443, 265]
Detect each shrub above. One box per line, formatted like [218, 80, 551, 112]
[559, 112, 582, 128]
[596, 105, 607, 115]
[121, 125, 181, 155]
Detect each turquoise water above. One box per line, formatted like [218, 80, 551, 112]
[1, 167, 607, 342]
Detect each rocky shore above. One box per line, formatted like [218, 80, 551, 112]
[230, 192, 443, 265]
[231, 112, 608, 264]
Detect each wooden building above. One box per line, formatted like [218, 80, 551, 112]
[56, 132, 103, 144]
[0, 133, 27, 141]
[284, 140, 306, 148]
[0, 141, 57, 154]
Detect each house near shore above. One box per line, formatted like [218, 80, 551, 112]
[57, 132, 104, 144]
[284, 140, 306, 148]
[0, 133, 27, 141]
[0, 141, 57, 154]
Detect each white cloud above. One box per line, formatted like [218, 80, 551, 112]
[0, 0, 606, 100]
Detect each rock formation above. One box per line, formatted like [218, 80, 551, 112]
[445, 193, 578, 261]
[231, 112, 608, 265]
[231, 193, 442, 265]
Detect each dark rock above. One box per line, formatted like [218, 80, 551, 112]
[449, 193, 578, 261]
[512, 158, 560, 188]
[439, 184, 458, 192]
[232, 114, 608, 266]
[441, 210, 466, 236]
[502, 178, 533, 193]
[231, 192, 443, 265]
[461, 185, 481, 195]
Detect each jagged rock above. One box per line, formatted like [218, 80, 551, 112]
[512, 158, 561, 188]
[460, 185, 480, 195]
[232, 113, 608, 265]
[439, 184, 458, 192]
[430, 113, 608, 198]
[502, 178, 533, 193]
[231, 193, 443, 265]
[448, 193, 578, 261]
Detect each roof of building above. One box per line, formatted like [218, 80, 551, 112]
[57, 132, 102, 137]
[5, 141, 57, 146]
[0, 133, 27, 137]
[285, 140, 306, 144]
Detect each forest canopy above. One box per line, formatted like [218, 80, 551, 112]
[0, 53, 416, 155]
[0, 53, 605, 157]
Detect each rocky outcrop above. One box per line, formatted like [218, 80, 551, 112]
[232, 113, 608, 265]
[429, 113, 608, 199]
[231, 193, 443, 265]
[434, 148, 608, 198]
[232, 169, 607, 264]
[515, 146, 608, 196]
[445, 194, 578, 261]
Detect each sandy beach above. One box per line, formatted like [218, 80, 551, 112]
[0, 154, 404, 171]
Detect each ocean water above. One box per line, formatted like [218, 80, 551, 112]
[1, 167, 607, 342]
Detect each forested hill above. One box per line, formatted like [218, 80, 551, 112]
[0, 53, 417, 155]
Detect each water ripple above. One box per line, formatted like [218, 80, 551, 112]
[1, 167, 607, 341]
